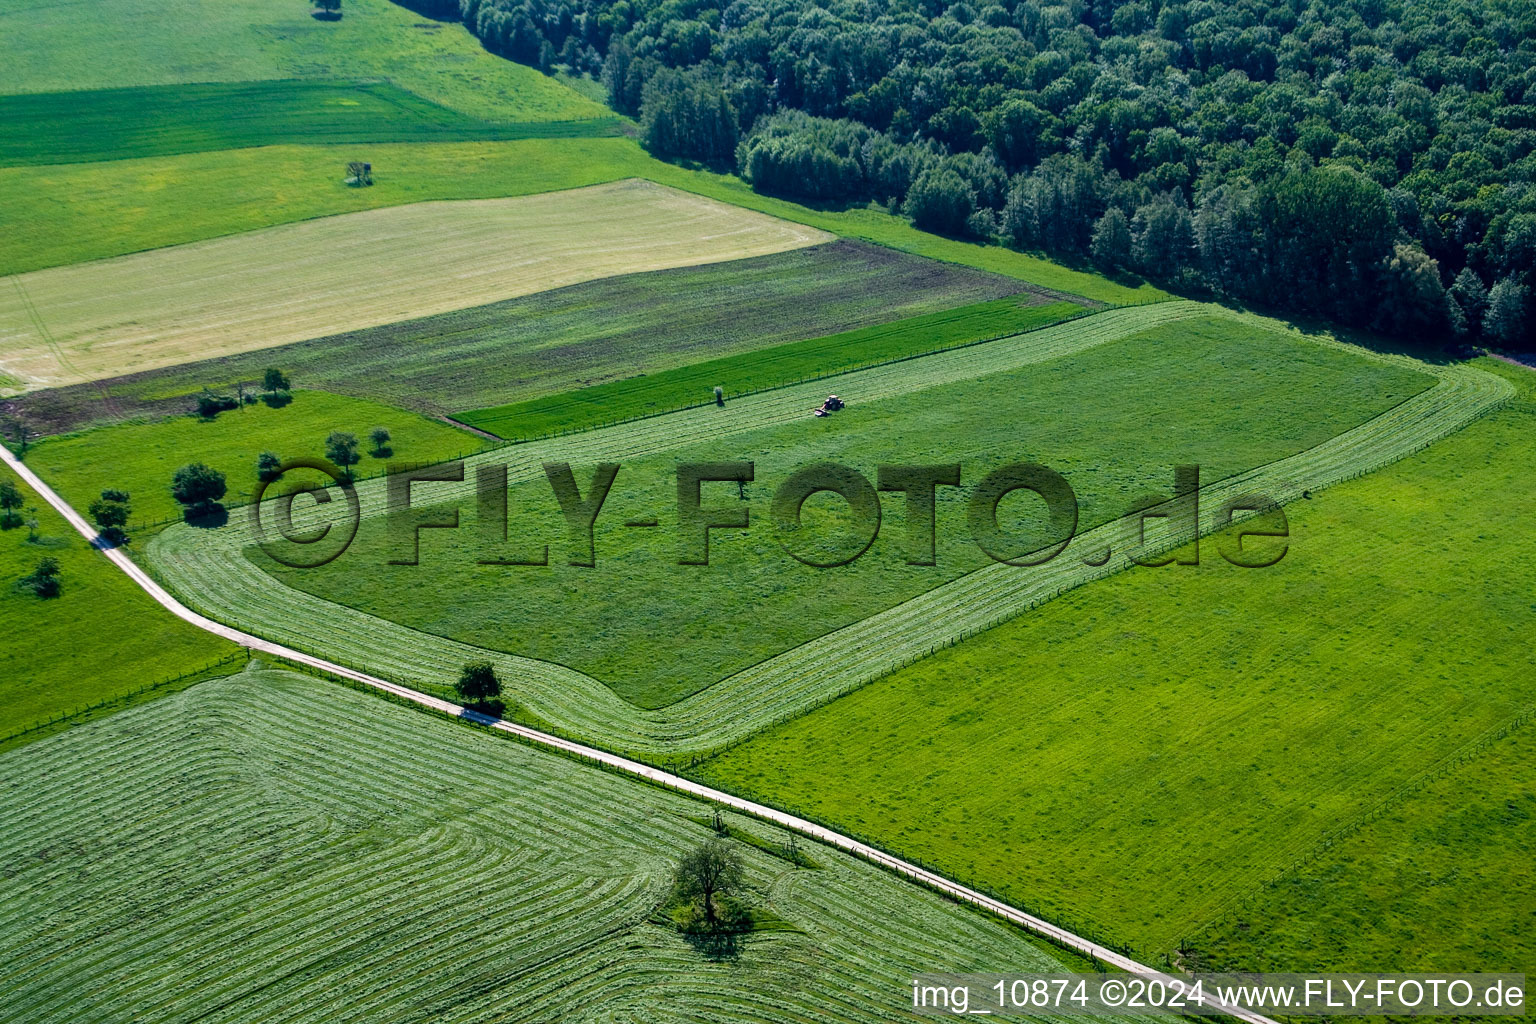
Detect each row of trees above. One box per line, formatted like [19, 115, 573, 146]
[453, 0, 1535, 345]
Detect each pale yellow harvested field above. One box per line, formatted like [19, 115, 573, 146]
[0, 179, 831, 391]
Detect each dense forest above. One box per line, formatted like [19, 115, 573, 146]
[440, 0, 1534, 344]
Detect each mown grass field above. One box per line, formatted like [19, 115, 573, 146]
[695, 358, 1536, 964]
[0, 137, 1160, 303]
[0, 466, 236, 740]
[0, 80, 621, 167]
[0, 0, 606, 122]
[9, 241, 1030, 436]
[0, 667, 1122, 1024]
[255, 315, 1429, 710]
[460, 297, 1086, 439]
[0, 180, 829, 390]
[28, 390, 487, 527]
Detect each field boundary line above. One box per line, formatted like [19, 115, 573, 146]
[464, 301, 1099, 443]
[139, 302, 1515, 755]
[0, 440, 1279, 1024]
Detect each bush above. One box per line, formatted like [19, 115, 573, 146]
[20, 556, 61, 598]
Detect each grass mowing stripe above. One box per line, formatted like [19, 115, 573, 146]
[12, 239, 1029, 436]
[695, 358, 1536, 967]
[0, 668, 1136, 1024]
[457, 298, 1086, 439]
[0, 464, 236, 737]
[142, 303, 1505, 754]
[270, 310, 1417, 709]
[0, 80, 623, 167]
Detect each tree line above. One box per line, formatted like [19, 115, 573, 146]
[450, 0, 1533, 344]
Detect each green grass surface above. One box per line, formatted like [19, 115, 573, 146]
[144, 304, 1498, 754]
[459, 298, 1086, 439]
[28, 390, 488, 527]
[0, 138, 1156, 304]
[0, 0, 606, 122]
[0, 666, 1118, 1023]
[0, 466, 236, 739]
[12, 240, 1029, 435]
[1197, 723, 1536, 975]
[0, 80, 620, 167]
[695, 358, 1536, 964]
[255, 315, 1428, 709]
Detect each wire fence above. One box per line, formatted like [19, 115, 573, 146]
[0, 650, 249, 747]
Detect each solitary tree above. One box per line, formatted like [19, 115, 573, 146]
[20, 556, 61, 598]
[88, 488, 132, 545]
[263, 368, 292, 397]
[325, 431, 360, 476]
[455, 660, 501, 706]
[368, 426, 392, 456]
[256, 451, 283, 483]
[0, 479, 22, 529]
[313, 0, 342, 19]
[345, 160, 372, 186]
[171, 463, 228, 521]
[671, 838, 745, 929]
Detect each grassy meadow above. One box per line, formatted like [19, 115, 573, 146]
[10, 241, 1029, 435]
[460, 297, 1086, 439]
[0, 466, 237, 740]
[695, 358, 1536, 964]
[255, 316, 1429, 709]
[28, 390, 488, 526]
[0, 80, 621, 167]
[0, 0, 606, 122]
[0, 667, 1112, 1023]
[1198, 723, 1536, 975]
[0, 180, 828, 390]
[0, 137, 1161, 303]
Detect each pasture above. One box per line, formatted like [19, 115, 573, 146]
[0, 80, 620, 167]
[459, 298, 1086, 439]
[1196, 724, 1536, 975]
[252, 314, 1429, 710]
[9, 241, 1032, 436]
[0, 137, 1160, 303]
[695, 358, 1536, 963]
[0, 466, 236, 742]
[0, 0, 606, 122]
[0, 180, 830, 390]
[0, 667, 1119, 1024]
[28, 390, 487, 527]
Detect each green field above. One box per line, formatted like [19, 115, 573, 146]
[1198, 723, 1536, 975]
[0, 667, 1130, 1023]
[0, 137, 1159, 303]
[28, 390, 487, 527]
[11, 241, 1030, 436]
[254, 315, 1429, 710]
[695, 358, 1536, 964]
[0, 466, 236, 741]
[0, 0, 605, 123]
[0, 80, 620, 166]
[460, 298, 1086, 440]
